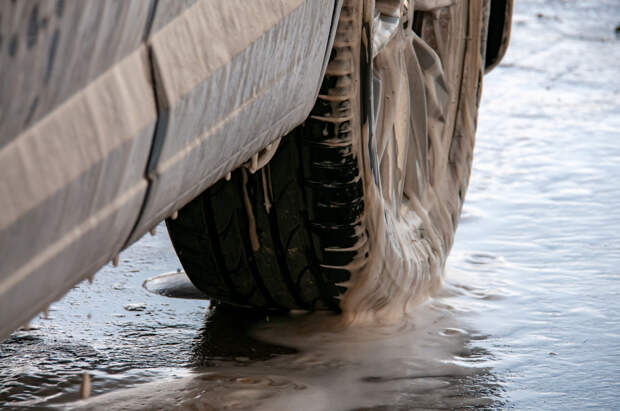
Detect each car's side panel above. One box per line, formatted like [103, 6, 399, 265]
[149, 0, 199, 36]
[0, 48, 157, 340]
[0, 1, 154, 150]
[127, 0, 338, 243]
[0, 0, 339, 341]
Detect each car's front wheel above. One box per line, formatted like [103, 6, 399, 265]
[166, 0, 489, 315]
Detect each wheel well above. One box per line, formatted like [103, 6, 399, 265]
[485, 0, 513, 73]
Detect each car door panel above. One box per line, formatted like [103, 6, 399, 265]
[0, 47, 157, 339]
[127, 0, 338, 243]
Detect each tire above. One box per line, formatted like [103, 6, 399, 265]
[166, 0, 489, 312]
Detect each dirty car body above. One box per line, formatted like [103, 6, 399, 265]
[0, 0, 512, 341]
[0, 0, 341, 339]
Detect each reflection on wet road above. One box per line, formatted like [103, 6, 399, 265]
[2, 0, 620, 409]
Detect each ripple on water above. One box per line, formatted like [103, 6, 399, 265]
[464, 252, 505, 267]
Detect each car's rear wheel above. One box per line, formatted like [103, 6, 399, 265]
[166, 0, 488, 312]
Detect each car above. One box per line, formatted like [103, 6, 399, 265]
[0, 0, 513, 340]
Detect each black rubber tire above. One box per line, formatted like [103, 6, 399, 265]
[166, 0, 487, 311]
[166, 129, 354, 311]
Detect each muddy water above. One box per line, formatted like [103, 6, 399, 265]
[2, 0, 620, 409]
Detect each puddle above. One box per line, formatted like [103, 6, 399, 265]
[66, 294, 504, 411]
